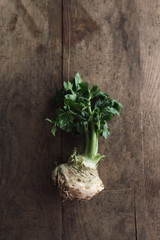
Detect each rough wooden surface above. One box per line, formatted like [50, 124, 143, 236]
[62, 0, 141, 240]
[0, 0, 62, 240]
[62, 1, 160, 240]
[0, 0, 160, 240]
[137, 1, 160, 239]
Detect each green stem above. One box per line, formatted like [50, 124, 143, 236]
[88, 121, 98, 158]
[83, 99, 99, 160]
[83, 125, 89, 156]
[87, 97, 92, 115]
[83, 121, 98, 159]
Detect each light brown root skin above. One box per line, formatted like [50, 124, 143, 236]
[52, 158, 104, 201]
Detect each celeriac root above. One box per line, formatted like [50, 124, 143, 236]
[52, 157, 104, 201]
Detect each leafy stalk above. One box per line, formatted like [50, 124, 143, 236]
[83, 125, 89, 156]
[46, 73, 123, 166]
[88, 121, 98, 158]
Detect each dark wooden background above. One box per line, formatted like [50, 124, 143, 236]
[0, 0, 160, 239]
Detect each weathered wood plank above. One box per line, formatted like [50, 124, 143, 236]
[63, 190, 135, 240]
[62, 0, 142, 239]
[0, 0, 62, 239]
[63, 0, 142, 189]
[0, 0, 159, 239]
[136, 1, 160, 239]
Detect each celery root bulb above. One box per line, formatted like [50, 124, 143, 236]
[46, 73, 123, 201]
[52, 155, 104, 201]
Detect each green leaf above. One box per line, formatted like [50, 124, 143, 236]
[65, 98, 84, 113]
[106, 107, 120, 116]
[77, 96, 89, 107]
[56, 109, 74, 128]
[46, 74, 123, 143]
[101, 112, 113, 121]
[112, 100, 123, 111]
[90, 85, 100, 98]
[63, 81, 68, 91]
[51, 125, 57, 136]
[45, 118, 53, 123]
[65, 94, 77, 102]
[63, 81, 74, 93]
[75, 73, 82, 89]
[100, 122, 110, 139]
[79, 82, 89, 95]
[95, 99, 103, 108]
[98, 91, 109, 99]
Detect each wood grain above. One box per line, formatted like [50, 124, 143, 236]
[63, 190, 135, 240]
[0, 0, 160, 239]
[62, 0, 142, 239]
[137, 1, 160, 239]
[0, 0, 62, 239]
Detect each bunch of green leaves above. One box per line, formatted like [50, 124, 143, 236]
[46, 73, 123, 139]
